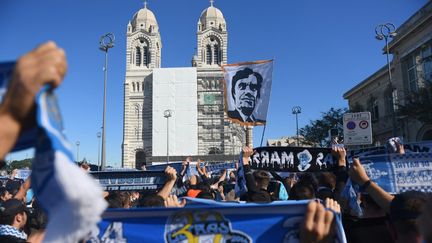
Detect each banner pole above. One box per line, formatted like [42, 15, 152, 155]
[260, 124, 267, 147]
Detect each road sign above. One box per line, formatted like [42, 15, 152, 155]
[343, 112, 372, 145]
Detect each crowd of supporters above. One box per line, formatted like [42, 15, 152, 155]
[0, 42, 432, 242]
[100, 144, 432, 243]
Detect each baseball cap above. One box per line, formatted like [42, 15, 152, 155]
[0, 199, 28, 217]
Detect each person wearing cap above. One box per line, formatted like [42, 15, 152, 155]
[0, 199, 29, 242]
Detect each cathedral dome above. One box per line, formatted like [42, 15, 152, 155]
[131, 5, 159, 32]
[199, 4, 226, 31]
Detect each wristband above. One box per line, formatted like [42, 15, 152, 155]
[360, 180, 372, 191]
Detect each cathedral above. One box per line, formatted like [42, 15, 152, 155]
[121, 2, 251, 168]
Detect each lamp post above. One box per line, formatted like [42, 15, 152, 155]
[99, 33, 115, 171]
[76, 141, 80, 162]
[292, 106, 302, 146]
[375, 23, 397, 136]
[163, 109, 172, 164]
[97, 132, 101, 170]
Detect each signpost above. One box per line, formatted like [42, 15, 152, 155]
[343, 112, 373, 145]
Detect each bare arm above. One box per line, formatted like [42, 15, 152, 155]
[14, 176, 31, 201]
[157, 166, 177, 200]
[349, 158, 394, 213]
[0, 42, 67, 160]
[0, 115, 20, 160]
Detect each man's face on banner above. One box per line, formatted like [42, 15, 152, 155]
[234, 74, 259, 117]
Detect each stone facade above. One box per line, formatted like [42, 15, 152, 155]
[343, 1, 432, 145]
[122, 3, 247, 168]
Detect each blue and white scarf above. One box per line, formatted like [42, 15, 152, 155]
[1, 62, 107, 242]
[0, 224, 27, 240]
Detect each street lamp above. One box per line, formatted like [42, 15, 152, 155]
[97, 132, 101, 170]
[292, 106, 302, 146]
[163, 109, 172, 164]
[375, 23, 397, 136]
[99, 33, 115, 171]
[76, 141, 80, 162]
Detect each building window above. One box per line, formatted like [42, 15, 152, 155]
[368, 97, 379, 121]
[392, 89, 398, 111]
[136, 47, 141, 66]
[403, 41, 432, 92]
[214, 45, 220, 65]
[421, 44, 432, 83]
[132, 82, 135, 92]
[373, 100, 379, 121]
[206, 45, 212, 65]
[406, 55, 419, 92]
[143, 46, 150, 67]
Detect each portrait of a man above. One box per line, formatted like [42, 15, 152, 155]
[223, 59, 273, 126]
[227, 68, 264, 123]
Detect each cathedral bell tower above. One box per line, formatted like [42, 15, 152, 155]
[193, 0, 227, 68]
[122, 3, 161, 168]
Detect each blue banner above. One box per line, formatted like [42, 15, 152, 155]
[357, 152, 432, 193]
[348, 141, 432, 158]
[90, 171, 166, 191]
[85, 199, 347, 243]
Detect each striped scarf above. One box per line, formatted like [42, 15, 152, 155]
[0, 224, 27, 240]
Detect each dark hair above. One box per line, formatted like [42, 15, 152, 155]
[253, 170, 270, 189]
[290, 181, 315, 200]
[0, 187, 8, 201]
[139, 194, 165, 207]
[231, 68, 263, 100]
[390, 191, 428, 235]
[318, 172, 336, 189]
[197, 191, 215, 200]
[106, 191, 131, 208]
[0, 213, 15, 225]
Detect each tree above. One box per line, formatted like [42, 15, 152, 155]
[397, 86, 432, 124]
[299, 107, 348, 147]
[6, 158, 32, 170]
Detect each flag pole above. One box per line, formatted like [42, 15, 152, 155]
[260, 124, 266, 147]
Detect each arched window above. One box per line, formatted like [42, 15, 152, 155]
[206, 45, 212, 65]
[132, 82, 135, 92]
[143, 46, 150, 67]
[136, 82, 140, 92]
[136, 47, 141, 66]
[214, 45, 220, 65]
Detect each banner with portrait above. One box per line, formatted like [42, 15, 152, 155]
[250, 146, 336, 172]
[222, 60, 273, 126]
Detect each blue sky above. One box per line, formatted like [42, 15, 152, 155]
[0, 0, 427, 166]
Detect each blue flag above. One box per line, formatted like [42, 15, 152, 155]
[234, 152, 247, 198]
[84, 199, 347, 243]
[1, 62, 107, 242]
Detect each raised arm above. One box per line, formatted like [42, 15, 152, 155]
[349, 157, 394, 213]
[0, 42, 67, 160]
[14, 176, 31, 201]
[157, 166, 177, 200]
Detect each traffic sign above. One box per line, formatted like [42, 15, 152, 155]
[343, 112, 372, 145]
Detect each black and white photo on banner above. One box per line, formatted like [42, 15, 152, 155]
[249, 146, 336, 172]
[222, 60, 273, 126]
